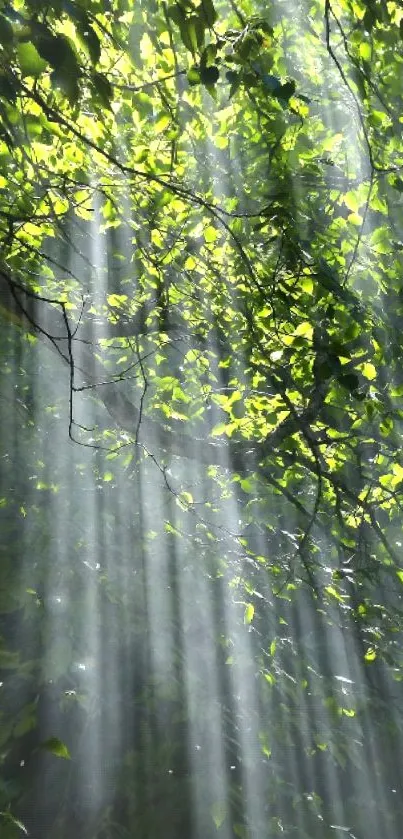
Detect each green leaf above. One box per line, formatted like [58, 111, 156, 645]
[364, 7, 375, 32]
[226, 69, 239, 85]
[178, 15, 204, 55]
[234, 823, 248, 838]
[77, 23, 101, 65]
[211, 421, 229, 436]
[50, 67, 80, 105]
[14, 702, 36, 737]
[179, 490, 193, 505]
[294, 321, 313, 338]
[17, 42, 47, 77]
[342, 707, 355, 717]
[261, 73, 282, 93]
[392, 176, 403, 192]
[325, 586, 344, 603]
[361, 362, 376, 380]
[0, 13, 14, 47]
[36, 33, 79, 74]
[0, 74, 17, 103]
[211, 800, 227, 829]
[204, 224, 218, 242]
[200, 65, 219, 86]
[92, 72, 113, 108]
[359, 41, 371, 62]
[338, 372, 360, 393]
[238, 33, 259, 61]
[228, 72, 241, 98]
[40, 737, 71, 759]
[244, 603, 255, 624]
[0, 649, 20, 668]
[200, 43, 217, 67]
[364, 648, 376, 662]
[187, 65, 201, 85]
[200, 0, 217, 27]
[167, 4, 186, 26]
[276, 80, 296, 102]
[34, 32, 81, 103]
[347, 212, 363, 226]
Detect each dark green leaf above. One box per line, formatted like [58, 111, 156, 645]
[257, 20, 274, 36]
[167, 4, 186, 26]
[392, 177, 403, 192]
[226, 70, 241, 97]
[243, 71, 256, 89]
[200, 0, 217, 27]
[261, 73, 282, 93]
[200, 43, 217, 67]
[92, 71, 113, 108]
[363, 7, 375, 32]
[338, 372, 360, 393]
[0, 74, 17, 104]
[36, 33, 79, 74]
[178, 19, 198, 54]
[315, 357, 341, 381]
[193, 14, 206, 49]
[276, 80, 296, 101]
[0, 649, 20, 668]
[62, 0, 89, 26]
[0, 13, 14, 46]
[238, 33, 258, 61]
[50, 67, 80, 105]
[77, 23, 101, 65]
[200, 65, 219, 85]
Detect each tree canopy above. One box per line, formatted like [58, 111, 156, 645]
[1, 0, 403, 837]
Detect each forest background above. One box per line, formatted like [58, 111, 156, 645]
[1, 0, 403, 837]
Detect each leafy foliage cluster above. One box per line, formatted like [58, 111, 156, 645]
[1, 0, 403, 837]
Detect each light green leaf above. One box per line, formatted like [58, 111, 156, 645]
[211, 800, 227, 829]
[347, 212, 363, 226]
[361, 362, 376, 380]
[294, 321, 313, 339]
[40, 737, 71, 759]
[18, 42, 47, 77]
[154, 114, 170, 134]
[244, 603, 254, 624]
[364, 648, 376, 662]
[204, 225, 219, 243]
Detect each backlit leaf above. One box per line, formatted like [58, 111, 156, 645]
[17, 42, 47, 77]
[40, 737, 71, 759]
[211, 800, 227, 829]
[244, 603, 255, 624]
